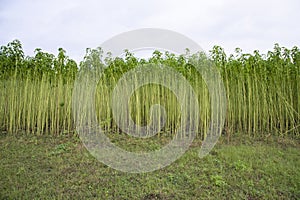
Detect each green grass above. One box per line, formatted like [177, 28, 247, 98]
[1, 132, 299, 199]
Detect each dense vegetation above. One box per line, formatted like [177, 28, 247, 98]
[0, 39, 299, 137]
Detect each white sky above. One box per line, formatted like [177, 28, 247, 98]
[0, 0, 299, 62]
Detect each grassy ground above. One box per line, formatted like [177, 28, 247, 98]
[0, 132, 299, 199]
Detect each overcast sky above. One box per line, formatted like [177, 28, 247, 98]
[0, 0, 299, 62]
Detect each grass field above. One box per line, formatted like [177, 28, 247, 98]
[1, 132, 299, 199]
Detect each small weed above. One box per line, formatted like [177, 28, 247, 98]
[210, 175, 227, 187]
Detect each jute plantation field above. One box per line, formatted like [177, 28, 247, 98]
[0, 40, 299, 199]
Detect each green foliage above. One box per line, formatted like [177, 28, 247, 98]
[0, 39, 24, 77]
[0, 40, 299, 138]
